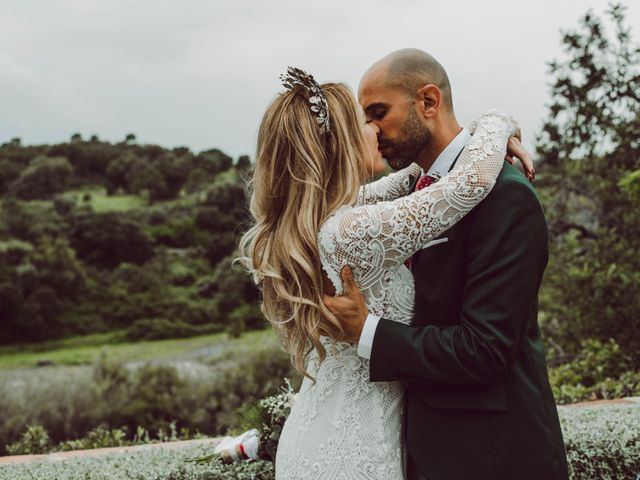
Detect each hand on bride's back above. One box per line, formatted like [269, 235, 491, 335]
[322, 266, 369, 344]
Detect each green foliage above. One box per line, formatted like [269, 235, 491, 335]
[0, 237, 87, 343]
[69, 211, 154, 269]
[0, 158, 21, 195]
[5, 424, 53, 455]
[0, 332, 297, 455]
[232, 380, 296, 461]
[48, 141, 118, 179]
[549, 339, 640, 404]
[204, 233, 236, 266]
[105, 152, 137, 195]
[149, 153, 190, 202]
[228, 304, 266, 335]
[559, 404, 640, 479]
[149, 217, 205, 248]
[0, 198, 36, 240]
[209, 255, 259, 317]
[5, 399, 637, 480]
[125, 318, 223, 341]
[194, 149, 233, 176]
[0, 444, 276, 479]
[56, 426, 130, 452]
[236, 155, 252, 172]
[107, 362, 195, 436]
[619, 168, 640, 202]
[7, 156, 74, 200]
[6, 425, 137, 455]
[0, 133, 257, 344]
[537, 3, 640, 362]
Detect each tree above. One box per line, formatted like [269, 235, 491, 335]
[0, 237, 87, 343]
[209, 254, 260, 316]
[204, 233, 236, 266]
[150, 153, 189, 201]
[194, 149, 233, 175]
[195, 206, 236, 232]
[0, 158, 22, 195]
[69, 212, 154, 269]
[236, 155, 252, 172]
[203, 181, 247, 223]
[7, 156, 74, 200]
[105, 152, 137, 195]
[536, 3, 640, 361]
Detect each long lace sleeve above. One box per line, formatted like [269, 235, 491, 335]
[356, 163, 422, 205]
[318, 111, 517, 295]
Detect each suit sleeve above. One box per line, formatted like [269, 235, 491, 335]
[369, 179, 549, 385]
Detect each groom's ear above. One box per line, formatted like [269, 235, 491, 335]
[417, 84, 441, 119]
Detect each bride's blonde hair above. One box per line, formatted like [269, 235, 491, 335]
[239, 83, 368, 379]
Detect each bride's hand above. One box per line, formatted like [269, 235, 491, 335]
[505, 134, 535, 182]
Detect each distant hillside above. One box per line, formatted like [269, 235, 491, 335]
[0, 135, 261, 344]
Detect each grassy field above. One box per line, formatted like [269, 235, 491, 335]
[63, 187, 147, 212]
[0, 329, 276, 370]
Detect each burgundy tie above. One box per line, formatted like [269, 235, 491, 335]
[404, 174, 436, 270]
[415, 174, 435, 191]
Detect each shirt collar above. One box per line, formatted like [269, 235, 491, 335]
[422, 127, 471, 180]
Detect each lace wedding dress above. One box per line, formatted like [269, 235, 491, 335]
[275, 112, 517, 480]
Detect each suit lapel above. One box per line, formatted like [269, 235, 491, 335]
[447, 145, 465, 172]
[408, 170, 420, 193]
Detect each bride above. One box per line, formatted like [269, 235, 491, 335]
[239, 67, 531, 479]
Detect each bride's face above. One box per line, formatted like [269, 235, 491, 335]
[361, 108, 387, 177]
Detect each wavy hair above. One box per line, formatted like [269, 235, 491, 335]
[238, 83, 368, 379]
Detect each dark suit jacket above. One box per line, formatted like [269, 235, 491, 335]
[370, 162, 569, 480]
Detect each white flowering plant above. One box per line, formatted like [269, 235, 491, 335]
[186, 378, 297, 465]
[257, 378, 296, 460]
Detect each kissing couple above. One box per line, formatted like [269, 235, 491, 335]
[240, 48, 569, 480]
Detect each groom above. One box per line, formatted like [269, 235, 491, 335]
[324, 49, 569, 480]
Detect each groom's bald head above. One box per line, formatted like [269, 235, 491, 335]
[362, 48, 453, 112]
[359, 49, 459, 171]
[386, 49, 453, 112]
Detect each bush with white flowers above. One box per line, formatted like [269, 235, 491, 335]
[1, 398, 638, 480]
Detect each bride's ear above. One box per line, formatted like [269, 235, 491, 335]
[417, 84, 441, 119]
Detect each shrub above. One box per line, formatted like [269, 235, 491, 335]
[5, 425, 52, 455]
[56, 426, 130, 452]
[559, 404, 640, 479]
[125, 318, 223, 341]
[148, 218, 203, 248]
[204, 346, 300, 435]
[549, 338, 640, 404]
[69, 211, 154, 269]
[7, 156, 73, 200]
[3, 402, 636, 480]
[0, 443, 275, 479]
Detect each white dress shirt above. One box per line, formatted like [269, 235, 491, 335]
[356, 127, 472, 360]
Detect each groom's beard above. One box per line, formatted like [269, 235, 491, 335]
[379, 108, 432, 171]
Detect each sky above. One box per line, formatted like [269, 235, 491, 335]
[1, 0, 638, 160]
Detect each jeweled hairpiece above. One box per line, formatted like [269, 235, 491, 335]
[280, 66, 330, 134]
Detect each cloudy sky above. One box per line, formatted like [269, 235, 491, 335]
[1, 0, 638, 159]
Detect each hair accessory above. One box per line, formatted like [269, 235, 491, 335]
[280, 66, 330, 134]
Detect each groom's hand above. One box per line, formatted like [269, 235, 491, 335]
[322, 266, 368, 344]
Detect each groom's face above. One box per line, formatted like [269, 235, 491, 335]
[359, 82, 432, 171]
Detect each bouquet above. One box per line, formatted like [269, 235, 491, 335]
[187, 379, 296, 464]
